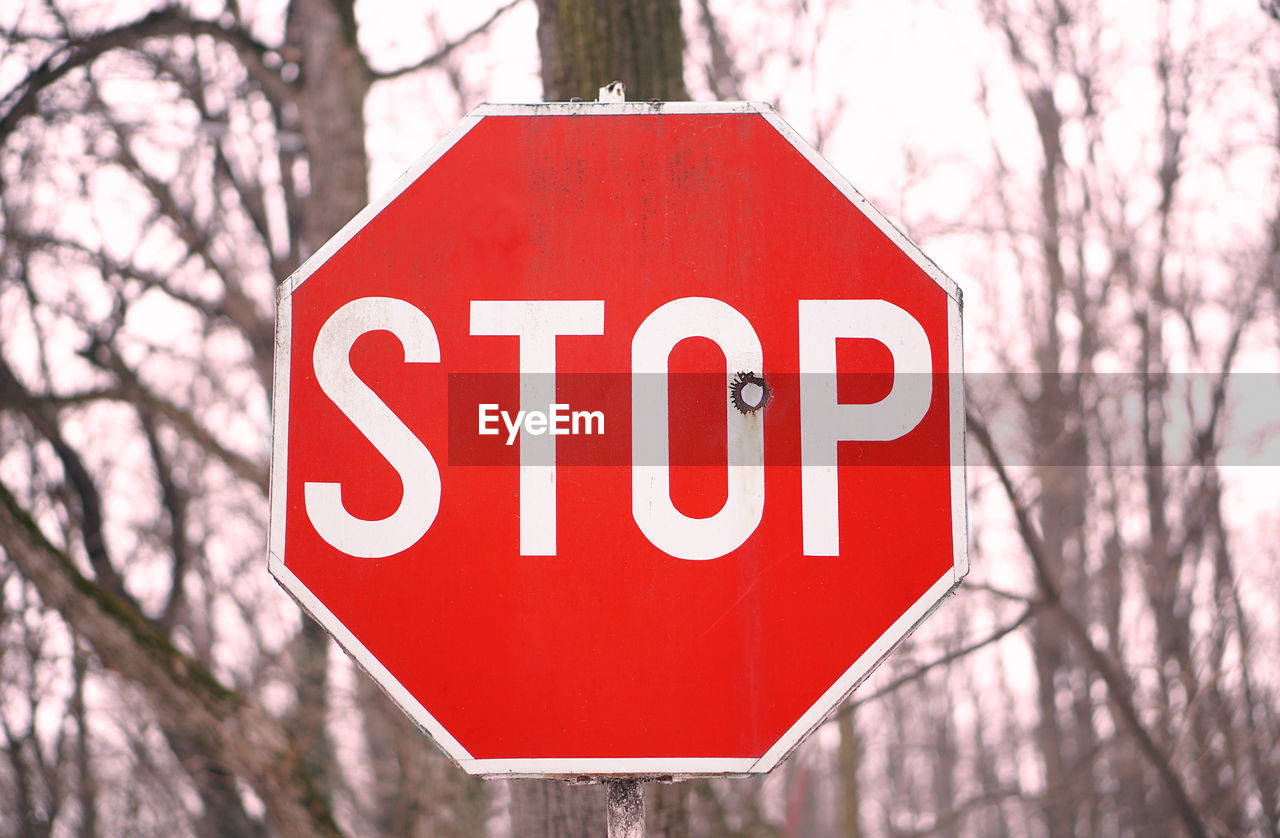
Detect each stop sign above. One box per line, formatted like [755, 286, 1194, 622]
[268, 102, 966, 777]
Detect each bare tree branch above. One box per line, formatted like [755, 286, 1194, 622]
[369, 0, 524, 81]
[0, 479, 345, 838]
[0, 6, 291, 147]
[0, 356, 132, 606]
[968, 409, 1211, 838]
[829, 603, 1037, 718]
[695, 0, 742, 99]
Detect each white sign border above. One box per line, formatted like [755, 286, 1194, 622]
[267, 100, 968, 779]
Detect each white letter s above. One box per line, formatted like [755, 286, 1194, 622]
[304, 297, 441, 558]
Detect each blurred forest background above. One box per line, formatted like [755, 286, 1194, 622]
[1, 0, 1278, 836]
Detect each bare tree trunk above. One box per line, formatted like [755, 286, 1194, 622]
[70, 645, 97, 838]
[647, 782, 690, 838]
[282, 0, 372, 804]
[511, 780, 607, 838]
[511, 3, 690, 835]
[535, 0, 688, 101]
[360, 676, 488, 838]
[836, 707, 862, 838]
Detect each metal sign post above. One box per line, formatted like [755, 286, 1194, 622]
[605, 779, 644, 838]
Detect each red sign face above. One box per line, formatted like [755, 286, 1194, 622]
[268, 103, 966, 777]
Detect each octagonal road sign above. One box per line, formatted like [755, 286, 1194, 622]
[267, 101, 967, 778]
